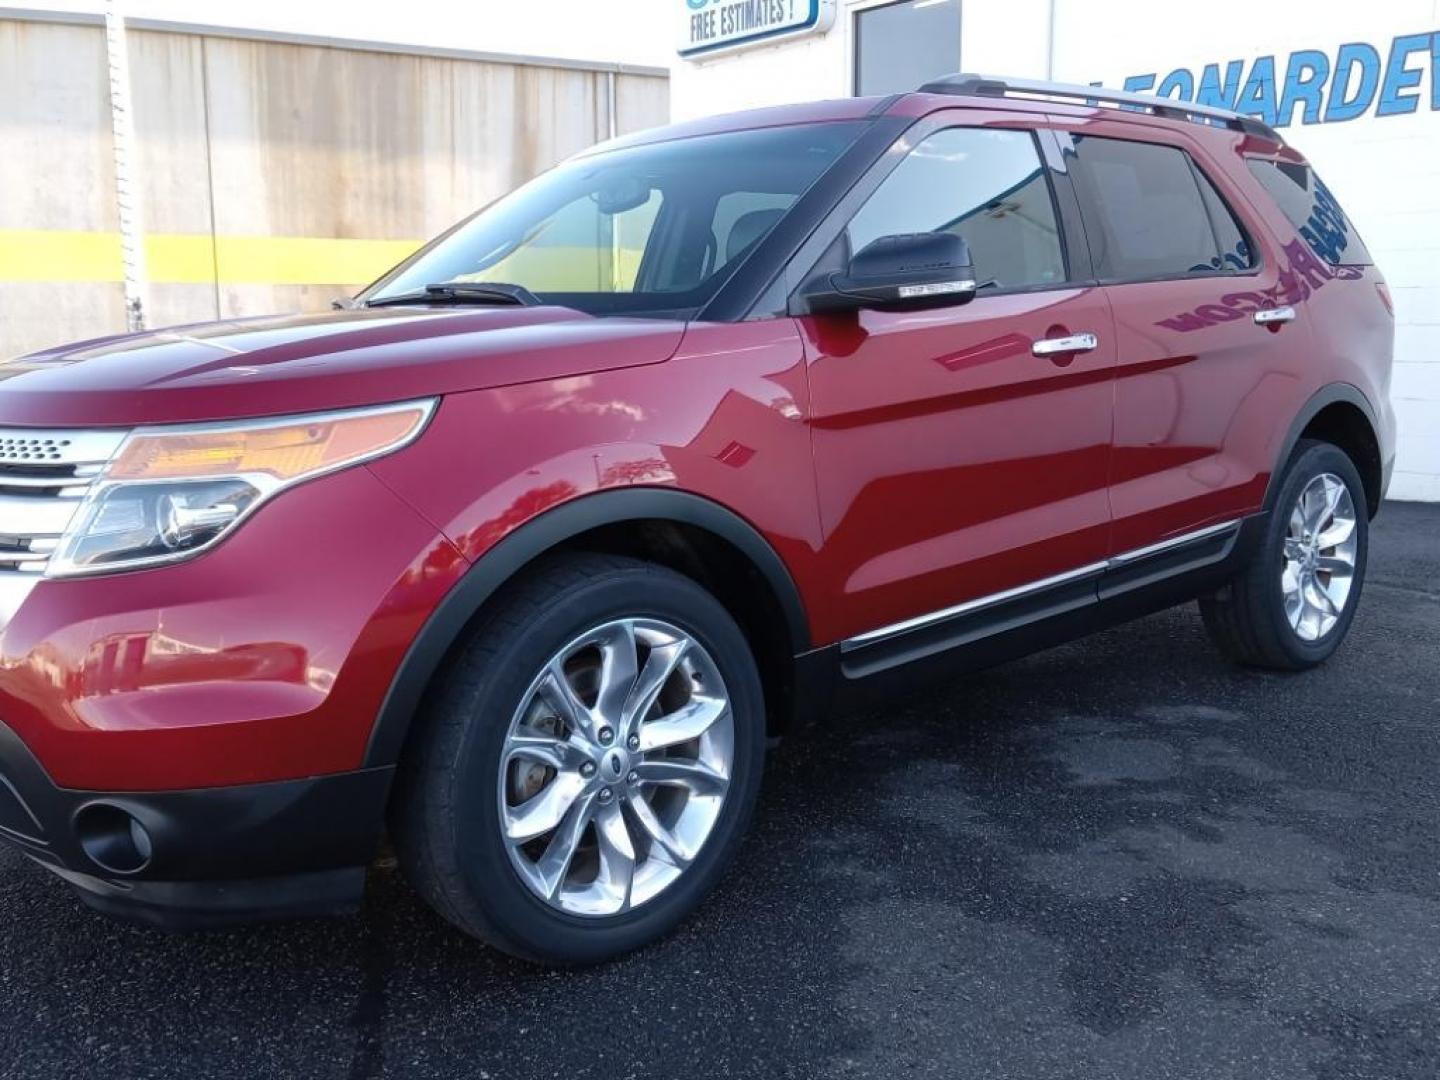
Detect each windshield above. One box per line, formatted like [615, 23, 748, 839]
[361, 121, 867, 318]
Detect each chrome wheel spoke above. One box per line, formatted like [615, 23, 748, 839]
[530, 792, 597, 899]
[638, 695, 727, 752]
[1284, 589, 1304, 630]
[1322, 475, 1344, 519]
[1305, 577, 1339, 618]
[505, 771, 586, 843]
[537, 666, 592, 740]
[503, 733, 578, 772]
[623, 636, 688, 731]
[633, 758, 728, 796]
[592, 801, 637, 913]
[629, 795, 693, 868]
[1303, 482, 1329, 532]
[1289, 502, 1308, 538]
[1317, 555, 1353, 578]
[1281, 560, 1302, 595]
[593, 621, 640, 725]
[1318, 516, 1356, 550]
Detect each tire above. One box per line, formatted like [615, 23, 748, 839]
[1199, 439, 1369, 670]
[390, 553, 765, 965]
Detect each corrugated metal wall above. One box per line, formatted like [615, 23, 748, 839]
[0, 16, 669, 358]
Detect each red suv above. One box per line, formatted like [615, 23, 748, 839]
[0, 75, 1394, 964]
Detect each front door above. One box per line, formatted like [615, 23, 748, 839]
[799, 117, 1116, 648]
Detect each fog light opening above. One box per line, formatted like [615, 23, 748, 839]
[74, 803, 153, 875]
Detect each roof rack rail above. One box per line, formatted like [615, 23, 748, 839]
[917, 73, 1281, 141]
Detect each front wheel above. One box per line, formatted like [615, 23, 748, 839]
[390, 554, 765, 965]
[1200, 439, 1369, 670]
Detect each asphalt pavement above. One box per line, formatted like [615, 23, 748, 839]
[2, 502, 1437, 1080]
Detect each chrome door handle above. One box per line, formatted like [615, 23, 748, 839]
[1032, 332, 1098, 357]
[1253, 305, 1296, 325]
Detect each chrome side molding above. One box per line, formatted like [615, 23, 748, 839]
[842, 518, 1243, 652]
[1105, 518, 1241, 565]
[843, 560, 1107, 650]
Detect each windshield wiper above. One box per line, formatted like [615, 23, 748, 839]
[365, 281, 542, 308]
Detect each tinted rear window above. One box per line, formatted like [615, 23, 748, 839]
[1246, 159, 1373, 266]
[1069, 136, 1253, 280]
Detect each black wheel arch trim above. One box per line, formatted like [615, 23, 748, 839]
[1263, 382, 1381, 515]
[364, 487, 812, 767]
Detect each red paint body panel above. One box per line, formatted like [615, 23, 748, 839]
[799, 288, 1116, 640]
[0, 308, 684, 426]
[0, 467, 464, 789]
[369, 319, 831, 628]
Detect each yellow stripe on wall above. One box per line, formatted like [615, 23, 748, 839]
[0, 230, 422, 285]
[0, 230, 126, 282]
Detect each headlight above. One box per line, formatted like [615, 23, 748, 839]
[46, 399, 436, 577]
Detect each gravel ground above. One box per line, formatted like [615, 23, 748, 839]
[1, 501, 1437, 1080]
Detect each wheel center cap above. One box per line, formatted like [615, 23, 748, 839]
[600, 747, 630, 781]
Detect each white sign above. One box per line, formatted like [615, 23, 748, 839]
[679, 0, 836, 58]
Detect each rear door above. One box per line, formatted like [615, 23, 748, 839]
[794, 112, 1117, 651]
[1055, 123, 1306, 555]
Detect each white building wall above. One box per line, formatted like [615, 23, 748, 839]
[671, 0, 1440, 502]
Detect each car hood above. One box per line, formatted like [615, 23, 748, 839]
[0, 306, 686, 427]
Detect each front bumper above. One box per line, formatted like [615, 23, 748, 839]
[0, 718, 391, 927]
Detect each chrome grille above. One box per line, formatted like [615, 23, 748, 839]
[0, 429, 127, 574]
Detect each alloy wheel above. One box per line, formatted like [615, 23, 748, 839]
[1282, 472, 1359, 641]
[497, 618, 734, 917]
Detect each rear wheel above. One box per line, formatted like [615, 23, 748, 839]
[1199, 439, 1368, 670]
[390, 554, 765, 964]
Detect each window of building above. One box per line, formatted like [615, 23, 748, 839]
[845, 126, 1066, 290]
[1069, 136, 1254, 281]
[853, 0, 961, 97]
[1246, 159, 1373, 266]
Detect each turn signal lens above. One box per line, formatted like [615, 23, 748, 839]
[108, 405, 430, 482]
[46, 399, 435, 577]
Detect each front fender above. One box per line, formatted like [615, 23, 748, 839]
[361, 486, 813, 766]
[362, 320, 823, 765]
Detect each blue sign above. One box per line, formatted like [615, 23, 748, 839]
[1123, 30, 1440, 127]
[679, 0, 835, 58]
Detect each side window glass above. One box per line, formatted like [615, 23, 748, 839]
[1195, 168, 1256, 273]
[846, 127, 1066, 291]
[1245, 159, 1374, 267]
[1069, 136, 1223, 280]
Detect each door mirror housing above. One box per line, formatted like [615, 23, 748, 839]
[804, 232, 977, 314]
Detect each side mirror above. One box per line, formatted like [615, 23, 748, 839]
[804, 232, 977, 314]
